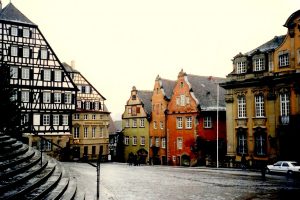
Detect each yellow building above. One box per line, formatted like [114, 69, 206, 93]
[221, 10, 300, 167]
[64, 62, 110, 161]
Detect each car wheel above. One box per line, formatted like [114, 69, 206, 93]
[287, 170, 293, 176]
[265, 168, 270, 174]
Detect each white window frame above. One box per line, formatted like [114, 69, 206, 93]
[186, 116, 192, 129]
[204, 116, 212, 128]
[124, 136, 129, 145]
[11, 26, 18, 36]
[43, 114, 50, 125]
[132, 119, 137, 127]
[279, 54, 289, 67]
[21, 90, 29, 102]
[153, 121, 157, 129]
[11, 46, 18, 56]
[23, 47, 30, 58]
[237, 61, 246, 74]
[84, 114, 88, 120]
[160, 121, 164, 129]
[141, 136, 145, 145]
[22, 68, 30, 79]
[133, 136, 137, 145]
[74, 114, 80, 120]
[43, 92, 51, 103]
[92, 127, 96, 138]
[54, 93, 61, 103]
[125, 119, 130, 127]
[280, 93, 290, 116]
[238, 96, 246, 118]
[180, 95, 185, 106]
[23, 28, 30, 38]
[100, 127, 104, 138]
[62, 115, 68, 125]
[176, 117, 183, 129]
[92, 114, 96, 120]
[54, 70, 61, 81]
[140, 118, 145, 127]
[255, 95, 265, 117]
[53, 115, 59, 125]
[177, 137, 183, 150]
[254, 58, 265, 71]
[41, 49, 48, 60]
[155, 137, 159, 147]
[74, 127, 79, 138]
[64, 93, 72, 104]
[162, 138, 166, 149]
[84, 127, 88, 138]
[44, 69, 51, 81]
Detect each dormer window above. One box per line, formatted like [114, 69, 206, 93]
[254, 58, 265, 71]
[279, 53, 289, 67]
[237, 62, 246, 74]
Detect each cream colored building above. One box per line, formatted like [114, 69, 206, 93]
[64, 62, 110, 161]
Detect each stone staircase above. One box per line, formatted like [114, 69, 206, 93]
[0, 132, 84, 200]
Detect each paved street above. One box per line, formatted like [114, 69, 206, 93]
[62, 162, 300, 200]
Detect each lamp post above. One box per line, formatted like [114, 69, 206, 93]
[216, 83, 219, 168]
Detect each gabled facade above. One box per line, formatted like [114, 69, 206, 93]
[149, 75, 176, 165]
[64, 62, 110, 161]
[0, 3, 77, 157]
[122, 86, 152, 164]
[167, 70, 226, 166]
[221, 10, 300, 167]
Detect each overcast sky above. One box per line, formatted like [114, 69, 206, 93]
[4, 0, 299, 120]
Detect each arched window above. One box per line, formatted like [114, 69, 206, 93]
[237, 128, 248, 155]
[254, 129, 267, 156]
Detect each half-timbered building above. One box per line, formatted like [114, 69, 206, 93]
[0, 3, 77, 157]
[64, 62, 110, 161]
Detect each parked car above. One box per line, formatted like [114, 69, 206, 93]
[266, 161, 300, 175]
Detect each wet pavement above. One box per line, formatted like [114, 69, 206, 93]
[62, 162, 300, 200]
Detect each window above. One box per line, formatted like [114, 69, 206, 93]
[92, 127, 96, 138]
[21, 114, 29, 125]
[10, 67, 18, 78]
[54, 70, 61, 81]
[22, 68, 30, 79]
[21, 91, 29, 102]
[160, 121, 164, 129]
[100, 127, 104, 138]
[176, 117, 183, 129]
[132, 95, 136, 100]
[132, 119, 137, 127]
[92, 146, 96, 155]
[62, 115, 68, 125]
[238, 95, 246, 118]
[53, 115, 59, 125]
[155, 137, 159, 147]
[11, 46, 18, 56]
[124, 136, 129, 145]
[132, 106, 137, 116]
[94, 102, 99, 110]
[41, 140, 52, 151]
[11, 90, 17, 101]
[74, 127, 79, 138]
[43, 115, 50, 125]
[255, 95, 264, 117]
[84, 127, 88, 138]
[161, 138, 166, 149]
[86, 86, 90, 93]
[84, 114, 88, 120]
[23, 28, 30, 38]
[74, 114, 79, 120]
[41, 49, 48, 59]
[279, 54, 289, 67]
[92, 114, 96, 120]
[237, 131, 248, 155]
[23, 47, 30, 58]
[11, 27, 18, 36]
[180, 95, 185, 106]
[140, 119, 145, 127]
[180, 82, 184, 88]
[153, 121, 157, 129]
[77, 101, 81, 109]
[54, 93, 61, 103]
[204, 116, 212, 128]
[237, 61, 246, 74]
[44, 69, 51, 81]
[141, 136, 145, 145]
[133, 136, 137, 145]
[280, 93, 290, 124]
[176, 97, 180, 105]
[125, 119, 130, 127]
[186, 96, 190, 104]
[64, 93, 72, 104]
[81, 86, 86, 93]
[254, 58, 265, 71]
[86, 101, 90, 110]
[177, 138, 183, 150]
[43, 92, 51, 103]
[255, 133, 266, 156]
[186, 116, 192, 129]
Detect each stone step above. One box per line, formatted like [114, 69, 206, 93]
[0, 150, 41, 180]
[0, 134, 10, 142]
[0, 159, 56, 200]
[57, 176, 77, 200]
[23, 160, 63, 200]
[0, 147, 35, 171]
[0, 138, 17, 147]
[1, 141, 23, 153]
[0, 143, 29, 162]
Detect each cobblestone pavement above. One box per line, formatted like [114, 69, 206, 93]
[62, 162, 300, 200]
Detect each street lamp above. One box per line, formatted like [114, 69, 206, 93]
[216, 82, 219, 168]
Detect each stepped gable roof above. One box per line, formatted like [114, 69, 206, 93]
[187, 74, 226, 111]
[284, 9, 300, 28]
[0, 3, 36, 25]
[160, 78, 176, 100]
[137, 90, 153, 115]
[246, 35, 285, 56]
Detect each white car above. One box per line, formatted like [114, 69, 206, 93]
[266, 161, 300, 175]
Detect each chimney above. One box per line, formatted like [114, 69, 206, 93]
[71, 60, 75, 69]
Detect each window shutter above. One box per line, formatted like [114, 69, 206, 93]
[18, 68, 21, 79]
[92, 102, 95, 110]
[51, 71, 54, 81]
[51, 93, 54, 103]
[29, 91, 33, 102]
[59, 115, 63, 125]
[38, 50, 41, 59]
[61, 72, 64, 82]
[8, 46, 11, 56]
[47, 51, 50, 60]
[17, 91, 21, 103]
[71, 94, 75, 104]
[41, 69, 44, 80]
[8, 27, 11, 35]
[61, 93, 65, 104]
[40, 114, 43, 125]
[99, 102, 102, 110]
[29, 30, 32, 38]
[81, 101, 84, 109]
[39, 92, 43, 103]
[50, 114, 53, 125]
[18, 28, 22, 37]
[90, 102, 93, 110]
[30, 49, 33, 58]
[18, 47, 23, 57]
[30, 69, 33, 80]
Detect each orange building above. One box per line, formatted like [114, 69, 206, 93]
[149, 75, 176, 165]
[167, 70, 226, 166]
